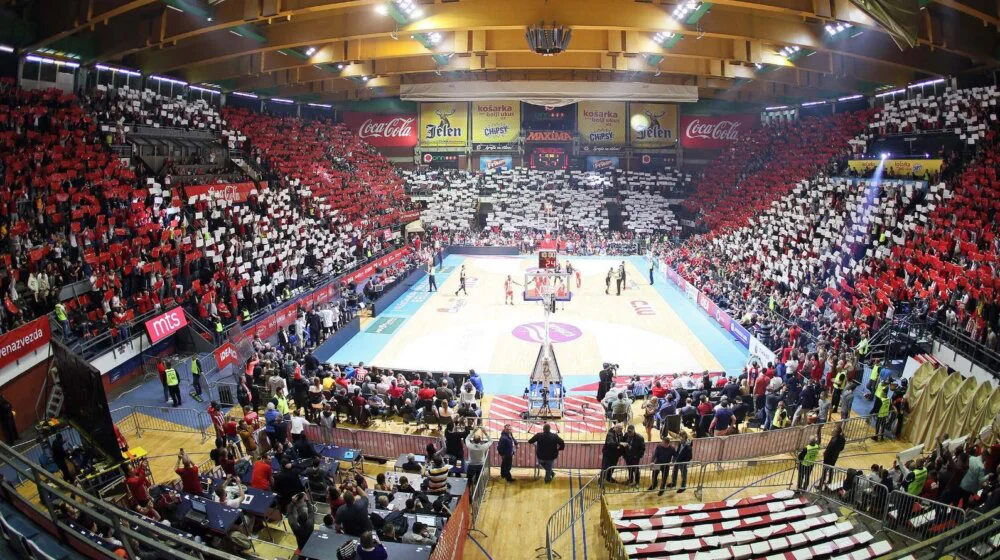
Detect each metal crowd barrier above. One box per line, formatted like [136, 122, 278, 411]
[883, 489, 967, 543]
[112, 405, 211, 443]
[469, 451, 491, 529]
[799, 463, 891, 523]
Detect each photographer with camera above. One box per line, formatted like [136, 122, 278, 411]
[597, 363, 618, 401]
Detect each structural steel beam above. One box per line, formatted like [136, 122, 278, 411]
[125, 0, 971, 80]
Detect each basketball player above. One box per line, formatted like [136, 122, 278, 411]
[455, 264, 468, 296]
[619, 261, 627, 293]
[504, 275, 521, 305]
[605, 267, 614, 295]
[427, 260, 437, 292]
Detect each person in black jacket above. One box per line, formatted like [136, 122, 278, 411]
[528, 424, 565, 483]
[624, 425, 646, 486]
[648, 433, 677, 496]
[273, 462, 305, 513]
[671, 432, 693, 492]
[602, 425, 626, 482]
[821, 426, 846, 488]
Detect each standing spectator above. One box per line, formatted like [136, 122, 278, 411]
[174, 450, 202, 495]
[671, 432, 692, 493]
[497, 424, 517, 483]
[648, 434, 676, 496]
[528, 424, 565, 484]
[624, 425, 645, 486]
[465, 427, 491, 488]
[468, 369, 484, 399]
[821, 426, 846, 488]
[602, 424, 626, 483]
[841, 381, 857, 420]
[157, 360, 169, 404]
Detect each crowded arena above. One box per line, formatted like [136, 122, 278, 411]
[0, 1, 998, 559]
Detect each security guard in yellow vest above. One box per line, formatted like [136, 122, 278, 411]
[165, 365, 182, 407]
[54, 302, 68, 337]
[905, 460, 928, 495]
[190, 357, 202, 397]
[274, 390, 290, 415]
[831, 369, 847, 413]
[797, 437, 820, 489]
[241, 308, 250, 323]
[214, 319, 224, 345]
[873, 381, 890, 440]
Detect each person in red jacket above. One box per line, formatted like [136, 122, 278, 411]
[250, 455, 273, 491]
[753, 372, 770, 412]
[157, 360, 169, 404]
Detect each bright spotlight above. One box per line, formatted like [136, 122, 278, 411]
[880, 152, 889, 160]
[375, 4, 388, 15]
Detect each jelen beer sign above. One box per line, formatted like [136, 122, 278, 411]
[680, 114, 758, 149]
[342, 112, 418, 148]
[144, 307, 188, 344]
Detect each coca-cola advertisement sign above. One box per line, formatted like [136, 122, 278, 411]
[680, 114, 757, 149]
[342, 112, 418, 147]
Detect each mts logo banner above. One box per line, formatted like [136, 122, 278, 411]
[144, 307, 188, 344]
[215, 342, 240, 370]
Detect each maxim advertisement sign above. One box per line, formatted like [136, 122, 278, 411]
[680, 114, 758, 149]
[342, 112, 417, 147]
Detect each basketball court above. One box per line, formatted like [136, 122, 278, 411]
[329, 254, 748, 395]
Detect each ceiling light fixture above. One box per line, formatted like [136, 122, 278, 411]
[671, 1, 701, 22]
[305, 47, 316, 56]
[376, 4, 388, 16]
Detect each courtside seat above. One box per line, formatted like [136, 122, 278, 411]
[620, 505, 825, 545]
[613, 490, 795, 520]
[615, 497, 809, 531]
[627, 512, 840, 557]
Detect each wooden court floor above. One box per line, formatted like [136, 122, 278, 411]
[355, 256, 730, 377]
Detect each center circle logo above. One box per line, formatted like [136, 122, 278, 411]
[512, 322, 582, 343]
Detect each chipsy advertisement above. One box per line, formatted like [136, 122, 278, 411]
[577, 101, 626, 144]
[586, 156, 619, 171]
[471, 101, 520, 144]
[629, 103, 678, 148]
[419, 102, 469, 148]
[479, 155, 513, 172]
[847, 159, 942, 178]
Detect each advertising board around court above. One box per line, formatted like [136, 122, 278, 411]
[577, 101, 627, 145]
[662, 262, 775, 364]
[0, 316, 50, 371]
[419, 102, 469, 148]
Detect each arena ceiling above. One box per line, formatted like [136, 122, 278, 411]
[5, 0, 999, 104]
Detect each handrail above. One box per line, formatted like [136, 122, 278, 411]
[0, 440, 244, 560]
